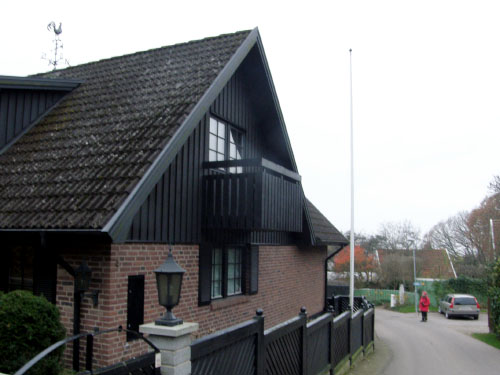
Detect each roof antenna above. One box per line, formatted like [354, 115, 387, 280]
[43, 21, 69, 70]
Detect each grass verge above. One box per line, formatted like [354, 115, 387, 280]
[388, 304, 439, 313]
[471, 333, 500, 350]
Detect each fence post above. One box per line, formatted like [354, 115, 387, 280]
[140, 322, 199, 375]
[348, 308, 352, 367]
[361, 311, 365, 356]
[372, 309, 375, 351]
[329, 307, 335, 375]
[255, 309, 265, 375]
[299, 307, 308, 375]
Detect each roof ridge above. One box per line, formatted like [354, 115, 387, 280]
[33, 29, 252, 78]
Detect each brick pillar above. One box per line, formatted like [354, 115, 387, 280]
[140, 322, 198, 375]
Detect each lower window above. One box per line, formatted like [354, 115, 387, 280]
[211, 247, 243, 299]
[199, 245, 258, 305]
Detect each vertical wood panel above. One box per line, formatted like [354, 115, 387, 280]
[6, 94, 16, 143]
[169, 160, 176, 241]
[186, 134, 194, 241]
[0, 92, 8, 147]
[181, 141, 189, 242]
[175, 153, 182, 242]
[15, 92, 24, 135]
[23, 92, 32, 129]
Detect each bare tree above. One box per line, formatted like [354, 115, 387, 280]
[424, 211, 475, 260]
[488, 175, 500, 195]
[378, 220, 421, 250]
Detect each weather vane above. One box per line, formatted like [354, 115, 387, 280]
[42, 21, 69, 70]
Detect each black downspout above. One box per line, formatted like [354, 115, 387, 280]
[73, 289, 81, 371]
[324, 244, 347, 311]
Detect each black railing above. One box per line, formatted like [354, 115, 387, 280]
[14, 326, 160, 375]
[191, 313, 264, 375]
[331, 311, 350, 370]
[191, 306, 375, 375]
[306, 313, 331, 375]
[350, 310, 364, 357]
[363, 309, 375, 349]
[202, 158, 303, 232]
[264, 309, 307, 375]
[327, 295, 373, 316]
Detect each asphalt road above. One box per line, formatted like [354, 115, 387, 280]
[350, 308, 500, 375]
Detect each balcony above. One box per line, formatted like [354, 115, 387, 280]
[202, 158, 303, 232]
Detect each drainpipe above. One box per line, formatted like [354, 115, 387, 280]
[324, 244, 347, 311]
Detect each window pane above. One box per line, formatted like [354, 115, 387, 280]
[229, 143, 236, 158]
[217, 152, 224, 161]
[209, 134, 217, 151]
[228, 263, 234, 279]
[211, 249, 223, 299]
[210, 118, 218, 134]
[209, 150, 216, 162]
[217, 138, 225, 153]
[228, 280, 234, 295]
[235, 278, 241, 293]
[218, 122, 226, 138]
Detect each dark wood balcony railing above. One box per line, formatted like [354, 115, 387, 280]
[202, 158, 303, 232]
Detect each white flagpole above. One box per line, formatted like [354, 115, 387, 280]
[349, 49, 355, 313]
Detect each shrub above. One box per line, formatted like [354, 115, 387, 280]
[488, 260, 500, 336]
[432, 276, 487, 305]
[0, 290, 66, 375]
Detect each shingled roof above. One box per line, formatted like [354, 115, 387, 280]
[0, 30, 251, 231]
[306, 198, 347, 246]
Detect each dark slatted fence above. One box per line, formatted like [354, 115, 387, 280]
[191, 314, 264, 375]
[331, 311, 350, 370]
[190, 306, 375, 375]
[264, 310, 306, 375]
[350, 310, 364, 356]
[306, 313, 331, 375]
[363, 309, 375, 350]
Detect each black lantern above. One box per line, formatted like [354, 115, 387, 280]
[154, 248, 186, 326]
[75, 261, 92, 292]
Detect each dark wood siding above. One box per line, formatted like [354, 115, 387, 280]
[0, 89, 65, 152]
[127, 68, 301, 245]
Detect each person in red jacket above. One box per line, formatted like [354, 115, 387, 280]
[419, 291, 431, 322]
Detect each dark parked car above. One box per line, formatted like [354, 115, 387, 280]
[438, 294, 480, 320]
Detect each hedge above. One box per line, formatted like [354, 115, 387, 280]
[0, 290, 66, 375]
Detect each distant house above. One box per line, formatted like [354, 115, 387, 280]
[328, 245, 377, 283]
[376, 249, 457, 280]
[0, 29, 347, 367]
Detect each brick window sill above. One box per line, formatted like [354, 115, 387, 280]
[210, 295, 249, 311]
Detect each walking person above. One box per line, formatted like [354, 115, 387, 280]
[419, 291, 431, 322]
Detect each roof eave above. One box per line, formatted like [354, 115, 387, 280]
[0, 75, 82, 91]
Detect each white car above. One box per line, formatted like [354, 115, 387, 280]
[438, 293, 480, 320]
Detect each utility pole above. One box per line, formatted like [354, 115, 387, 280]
[349, 48, 355, 313]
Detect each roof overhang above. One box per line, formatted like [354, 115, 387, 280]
[0, 75, 82, 91]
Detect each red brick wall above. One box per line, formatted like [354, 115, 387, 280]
[56, 243, 326, 368]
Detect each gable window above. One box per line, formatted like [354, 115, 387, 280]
[200, 245, 258, 305]
[209, 117, 244, 173]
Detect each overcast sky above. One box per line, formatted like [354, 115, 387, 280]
[2, 0, 499, 236]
